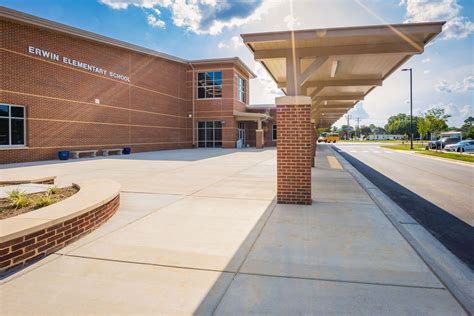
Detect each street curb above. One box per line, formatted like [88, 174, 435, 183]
[330, 146, 474, 315]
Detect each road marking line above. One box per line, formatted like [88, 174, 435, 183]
[349, 150, 357, 153]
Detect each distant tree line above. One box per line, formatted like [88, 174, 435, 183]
[321, 107, 473, 140]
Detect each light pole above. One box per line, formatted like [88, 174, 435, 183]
[401, 68, 413, 150]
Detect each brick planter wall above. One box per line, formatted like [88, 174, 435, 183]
[0, 195, 120, 275]
[276, 98, 312, 205]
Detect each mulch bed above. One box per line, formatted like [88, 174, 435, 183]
[0, 186, 79, 220]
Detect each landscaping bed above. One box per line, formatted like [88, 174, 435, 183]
[0, 186, 79, 220]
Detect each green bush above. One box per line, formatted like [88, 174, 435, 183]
[47, 185, 60, 195]
[6, 189, 31, 209]
[35, 194, 54, 208]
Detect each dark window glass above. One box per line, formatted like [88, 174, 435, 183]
[198, 87, 206, 99]
[198, 122, 205, 128]
[272, 124, 277, 140]
[197, 73, 206, 83]
[206, 127, 214, 142]
[11, 119, 24, 145]
[214, 121, 222, 128]
[197, 72, 222, 99]
[11, 106, 24, 118]
[206, 121, 213, 128]
[215, 128, 222, 141]
[198, 141, 205, 148]
[214, 72, 222, 85]
[0, 118, 9, 145]
[205, 72, 213, 85]
[206, 86, 215, 98]
[215, 141, 222, 148]
[0, 105, 8, 117]
[214, 86, 222, 98]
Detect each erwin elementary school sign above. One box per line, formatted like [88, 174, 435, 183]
[27, 45, 131, 83]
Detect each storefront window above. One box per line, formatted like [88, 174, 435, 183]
[0, 104, 26, 146]
[197, 71, 222, 99]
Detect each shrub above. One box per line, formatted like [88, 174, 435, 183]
[47, 185, 60, 195]
[35, 194, 54, 208]
[6, 189, 31, 209]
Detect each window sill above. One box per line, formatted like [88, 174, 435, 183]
[0, 146, 29, 150]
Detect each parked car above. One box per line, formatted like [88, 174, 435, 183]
[427, 138, 441, 149]
[444, 140, 474, 152]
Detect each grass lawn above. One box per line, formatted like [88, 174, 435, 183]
[382, 144, 474, 163]
[381, 143, 426, 151]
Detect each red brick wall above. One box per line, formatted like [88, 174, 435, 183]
[0, 194, 120, 275]
[186, 64, 251, 148]
[276, 104, 312, 205]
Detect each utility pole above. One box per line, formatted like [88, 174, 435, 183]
[402, 68, 414, 150]
[344, 114, 352, 139]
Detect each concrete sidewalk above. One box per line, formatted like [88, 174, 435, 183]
[0, 147, 466, 315]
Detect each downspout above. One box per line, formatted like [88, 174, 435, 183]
[189, 62, 196, 147]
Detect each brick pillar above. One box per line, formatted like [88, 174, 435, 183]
[256, 129, 264, 148]
[276, 96, 312, 205]
[311, 123, 316, 167]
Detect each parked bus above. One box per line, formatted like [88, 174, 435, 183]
[318, 132, 340, 143]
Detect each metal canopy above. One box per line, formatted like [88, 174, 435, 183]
[241, 22, 444, 128]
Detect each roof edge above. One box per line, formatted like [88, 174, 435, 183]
[190, 57, 256, 78]
[0, 6, 188, 64]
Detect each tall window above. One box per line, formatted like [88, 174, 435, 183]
[0, 104, 26, 146]
[197, 71, 222, 99]
[237, 76, 246, 103]
[272, 124, 277, 141]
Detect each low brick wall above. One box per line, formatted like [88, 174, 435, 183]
[0, 194, 119, 275]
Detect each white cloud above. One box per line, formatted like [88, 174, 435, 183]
[99, 0, 273, 35]
[249, 62, 284, 104]
[400, 0, 474, 40]
[436, 75, 474, 93]
[422, 58, 431, 63]
[147, 14, 165, 28]
[348, 103, 369, 119]
[217, 35, 244, 49]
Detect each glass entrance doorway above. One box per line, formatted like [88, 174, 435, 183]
[197, 121, 222, 148]
[237, 122, 245, 146]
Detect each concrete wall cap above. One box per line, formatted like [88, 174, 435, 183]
[0, 179, 121, 242]
[275, 96, 312, 106]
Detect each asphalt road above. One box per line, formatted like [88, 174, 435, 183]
[331, 142, 474, 269]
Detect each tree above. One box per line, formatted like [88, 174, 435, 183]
[417, 116, 429, 142]
[385, 113, 419, 137]
[360, 125, 372, 138]
[461, 116, 474, 139]
[425, 107, 450, 138]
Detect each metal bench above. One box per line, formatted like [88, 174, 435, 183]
[102, 148, 123, 156]
[70, 150, 98, 159]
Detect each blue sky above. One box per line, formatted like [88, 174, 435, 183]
[1, 0, 473, 128]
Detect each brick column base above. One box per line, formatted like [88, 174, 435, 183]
[256, 129, 264, 149]
[276, 96, 312, 205]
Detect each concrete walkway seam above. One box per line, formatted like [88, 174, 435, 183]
[330, 146, 474, 315]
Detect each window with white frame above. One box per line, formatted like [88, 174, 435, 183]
[197, 71, 222, 99]
[237, 75, 246, 103]
[272, 124, 277, 140]
[0, 104, 26, 146]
